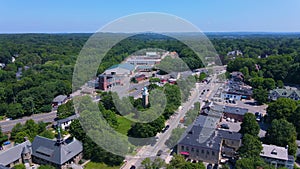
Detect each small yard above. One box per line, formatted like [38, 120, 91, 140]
[85, 161, 121, 169]
[115, 115, 133, 135]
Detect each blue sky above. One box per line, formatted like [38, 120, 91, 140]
[1, 0, 300, 33]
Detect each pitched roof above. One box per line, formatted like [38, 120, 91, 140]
[270, 88, 300, 98]
[53, 95, 67, 103]
[31, 136, 82, 165]
[260, 144, 289, 161]
[0, 140, 32, 166]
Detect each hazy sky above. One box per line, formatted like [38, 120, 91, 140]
[1, 0, 300, 33]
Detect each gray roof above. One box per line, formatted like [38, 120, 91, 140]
[179, 126, 222, 151]
[32, 136, 82, 165]
[107, 63, 135, 71]
[0, 164, 9, 169]
[179, 114, 241, 150]
[224, 106, 248, 116]
[56, 115, 77, 124]
[0, 140, 32, 166]
[260, 144, 289, 161]
[53, 95, 67, 103]
[269, 88, 300, 98]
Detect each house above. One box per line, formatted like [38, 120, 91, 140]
[0, 140, 32, 168]
[104, 63, 135, 76]
[230, 72, 244, 82]
[54, 115, 77, 130]
[52, 95, 68, 107]
[31, 131, 83, 169]
[260, 144, 294, 169]
[269, 88, 300, 101]
[227, 50, 243, 56]
[223, 106, 248, 122]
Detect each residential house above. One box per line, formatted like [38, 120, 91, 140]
[0, 140, 32, 168]
[52, 95, 68, 107]
[260, 144, 294, 169]
[54, 115, 77, 130]
[269, 88, 300, 101]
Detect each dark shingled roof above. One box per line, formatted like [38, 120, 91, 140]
[179, 126, 222, 151]
[32, 136, 82, 165]
[0, 140, 32, 166]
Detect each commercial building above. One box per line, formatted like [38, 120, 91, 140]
[221, 80, 252, 100]
[260, 144, 294, 169]
[98, 63, 135, 91]
[178, 105, 242, 164]
[223, 106, 248, 122]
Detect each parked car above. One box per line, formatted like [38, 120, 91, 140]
[207, 164, 213, 169]
[162, 125, 170, 133]
[220, 124, 229, 129]
[213, 164, 219, 169]
[130, 165, 136, 169]
[157, 150, 163, 156]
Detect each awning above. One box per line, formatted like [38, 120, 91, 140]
[180, 151, 190, 155]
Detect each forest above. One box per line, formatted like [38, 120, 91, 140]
[1, 33, 300, 120]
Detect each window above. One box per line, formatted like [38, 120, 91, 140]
[191, 148, 194, 152]
[186, 147, 189, 151]
[212, 151, 215, 156]
[181, 146, 184, 150]
[207, 150, 209, 155]
[196, 149, 199, 153]
[201, 150, 204, 154]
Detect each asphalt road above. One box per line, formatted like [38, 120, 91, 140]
[0, 111, 57, 133]
[122, 74, 220, 169]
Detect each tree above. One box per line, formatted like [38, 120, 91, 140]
[13, 164, 26, 169]
[167, 154, 205, 169]
[141, 158, 165, 169]
[262, 78, 276, 90]
[266, 98, 297, 122]
[238, 134, 263, 158]
[265, 119, 297, 155]
[57, 100, 75, 119]
[290, 106, 300, 139]
[239, 113, 260, 136]
[0, 126, 8, 144]
[252, 87, 268, 105]
[39, 130, 55, 139]
[14, 131, 28, 143]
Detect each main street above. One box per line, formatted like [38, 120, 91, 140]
[122, 74, 221, 169]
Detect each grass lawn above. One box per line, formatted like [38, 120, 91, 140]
[85, 161, 121, 169]
[115, 115, 133, 135]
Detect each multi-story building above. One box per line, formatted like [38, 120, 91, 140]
[98, 63, 135, 91]
[178, 106, 242, 164]
[260, 144, 294, 169]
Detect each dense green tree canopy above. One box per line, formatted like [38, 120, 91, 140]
[265, 119, 297, 155]
[239, 113, 260, 137]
